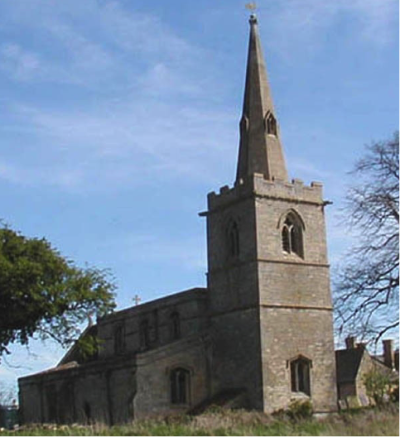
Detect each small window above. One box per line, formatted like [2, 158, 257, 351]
[114, 325, 125, 355]
[227, 220, 240, 259]
[170, 312, 181, 340]
[240, 115, 249, 135]
[83, 402, 91, 423]
[290, 357, 311, 396]
[170, 368, 190, 404]
[265, 112, 277, 136]
[152, 309, 159, 342]
[281, 214, 304, 258]
[139, 319, 150, 349]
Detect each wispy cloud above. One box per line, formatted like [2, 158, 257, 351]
[0, 0, 205, 87]
[105, 232, 207, 271]
[0, 0, 236, 191]
[263, 0, 397, 57]
[4, 100, 236, 191]
[0, 43, 41, 80]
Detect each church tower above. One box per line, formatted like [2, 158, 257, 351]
[203, 15, 337, 413]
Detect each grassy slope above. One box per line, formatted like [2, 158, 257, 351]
[1, 406, 398, 436]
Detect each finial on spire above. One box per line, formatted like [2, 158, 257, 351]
[245, 2, 257, 23]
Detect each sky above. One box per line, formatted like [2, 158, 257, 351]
[0, 0, 398, 391]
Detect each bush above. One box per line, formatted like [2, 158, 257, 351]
[363, 369, 391, 405]
[287, 399, 313, 420]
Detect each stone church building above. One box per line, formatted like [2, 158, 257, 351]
[19, 15, 338, 424]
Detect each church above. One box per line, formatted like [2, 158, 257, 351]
[18, 15, 338, 424]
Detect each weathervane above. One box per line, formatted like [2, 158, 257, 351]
[246, 3, 257, 13]
[245, 2, 257, 21]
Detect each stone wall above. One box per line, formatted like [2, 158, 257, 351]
[97, 288, 207, 358]
[134, 335, 210, 419]
[254, 177, 337, 413]
[260, 307, 337, 412]
[19, 357, 136, 425]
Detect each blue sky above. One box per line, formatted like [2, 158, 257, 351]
[0, 0, 398, 390]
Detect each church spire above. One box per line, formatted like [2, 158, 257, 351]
[236, 14, 288, 183]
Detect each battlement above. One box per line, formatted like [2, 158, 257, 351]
[207, 174, 324, 212]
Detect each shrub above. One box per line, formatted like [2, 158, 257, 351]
[287, 399, 313, 420]
[363, 369, 391, 405]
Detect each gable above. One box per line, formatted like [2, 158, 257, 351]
[336, 348, 364, 383]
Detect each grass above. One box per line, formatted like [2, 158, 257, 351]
[1, 404, 398, 436]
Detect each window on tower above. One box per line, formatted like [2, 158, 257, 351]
[265, 111, 277, 136]
[226, 220, 240, 259]
[281, 212, 304, 258]
[290, 356, 312, 396]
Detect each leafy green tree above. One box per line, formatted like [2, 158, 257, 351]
[363, 369, 392, 406]
[334, 132, 399, 343]
[0, 224, 116, 358]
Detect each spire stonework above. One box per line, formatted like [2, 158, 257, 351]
[236, 15, 288, 183]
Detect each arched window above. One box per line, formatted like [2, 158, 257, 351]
[227, 220, 240, 259]
[139, 319, 150, 349]
[281, 212, 304, 258]
[114, 325, 125, 355]
[170, 368, 190, 404]
[265, 112, 277, 136]
[170, 312, 181, 340]
[290, 356, 312, 396]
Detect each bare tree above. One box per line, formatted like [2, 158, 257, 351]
[334, 132, 399, 344]
[0, 382, 16, 407]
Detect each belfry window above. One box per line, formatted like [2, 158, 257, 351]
[281, 213, 304, 258]
[170, 312, 181, 340]
[290, 356, 311, 396]
[170, 368, 190, 404]
[265, 112, 277, 136]
[227, 221, 240, 259]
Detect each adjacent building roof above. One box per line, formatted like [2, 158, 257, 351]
[335, 348, 365, 383]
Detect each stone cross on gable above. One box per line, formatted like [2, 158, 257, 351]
[133, 294, 141, 306]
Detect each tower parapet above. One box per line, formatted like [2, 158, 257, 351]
[207, 176, 324, 214]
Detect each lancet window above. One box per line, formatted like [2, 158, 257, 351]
[170, 368, 190, 404]
[139, 319, 150, 349]
[265, 112, 277, 136]
[114, 325, 125, 355]
[227, 220, 240, 259]
[290, 356, 312, 396]
[281, 212, 304, 258]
